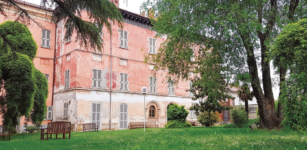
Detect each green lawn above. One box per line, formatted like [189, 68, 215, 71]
[1, 127, 306, 150]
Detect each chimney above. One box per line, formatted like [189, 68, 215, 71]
[110, 0, 119, 7]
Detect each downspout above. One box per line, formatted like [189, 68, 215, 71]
[52, 24, 57, 107]
[109, 22, 113, 130]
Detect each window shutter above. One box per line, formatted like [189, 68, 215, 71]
[153, 39, 156, 54]
[124, 31, 128, 48]
[153, 77, 156, 93]
[46, 30, 51, 48]
[93, 69, 97, 88]
[65, 71, 67, 89]
[41, 30, 46, 47]
[124, 74, 128, 91]
[149, 77, 153, 93]
[119, 30, 124, 47]
[47, 106, 53, 120]
[92, 103, 96, 124]
[149, 38, 153, 53]
[96, 104, 100, 129]
[120, 104, 123, 128]
[44, 74, 49, 83]
[124, 104, 127, 128]
[98, 70, 102, 88]
[64, 103, 68, 118]
[120, 73, 123, 90]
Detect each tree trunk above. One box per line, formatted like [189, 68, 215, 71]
[245, 100, 249, 120]
[239, 33, 280, 129]
[278, 65, 286, 121]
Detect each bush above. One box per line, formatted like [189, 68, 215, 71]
[230, 108, 248, 128]
[197, 111, 220, 127]
[164, 120, 192, 128]
[167, 104, 189, 122]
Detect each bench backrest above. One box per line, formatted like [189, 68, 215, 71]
[83, 123, 96, 129]
[47, 122, 71, 133]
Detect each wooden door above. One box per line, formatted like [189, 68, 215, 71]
[223, 110, 229, 122]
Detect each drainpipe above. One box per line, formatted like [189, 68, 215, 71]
[52, 24, 57, 107]
[109, 22, 113, 130]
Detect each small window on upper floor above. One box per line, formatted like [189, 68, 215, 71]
[120, 73, 129, 91]
[92, 69, 102, 88]
[168, 80, 175, 95]
[41, 30, 51, 48]
[149, 77, 157, 94]
[149, 38, 156, 54]
[92, 54, 102, 62]
[65, 35, 71, 43]
[119, 30, 128, 49]
[190, 49, 195, 62]
[65, 70, 70, 89]
[95, 23, 103, 43]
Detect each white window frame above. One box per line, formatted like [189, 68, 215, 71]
[190, 49, 195, 62]
[149, 38, 156, 54]
[168, 81, 175, 95]
[92, 69, 102, 89]
[46, 106, 53, 120]
[95, 23, 103, 43]
[119, 73, 129, 91]
[118, 29, 128, 49]
[65, 35, 71, 43]
[65, 70, 70, 89]
[41, 30, 51, 48]
[149, 77, 157, 94]
[64, 103, 68, 119]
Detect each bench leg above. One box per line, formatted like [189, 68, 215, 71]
[9, 135, 10, 141]
[63, 133, 65, 139]
[69, 132, 71, 139]
[50, 134, 52, 139]
[56, 134, 58, 139]
[47, 133, 48, 140]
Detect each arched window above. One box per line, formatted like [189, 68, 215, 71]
[149, 105, 156, 118]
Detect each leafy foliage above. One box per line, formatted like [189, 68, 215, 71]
[197, 111, 220, 127]
[230, 108, 248, 128]
[271, 19, 307, 133]
[142, 0, 307, 129]
[0, 21, 48, 127]
[223, 118, 260, 128]
[167, 104, 189, 122]
[164, 120, 192, 128]
[0, 0, 123, 51]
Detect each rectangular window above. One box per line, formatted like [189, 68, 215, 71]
[190, 49, 195, 62]
[190, 110, 196, 119]
[149, 77, 157, 93]
[92, 54, 102, 61]
[149, 38, 156, 54]
[64, 103, 68, 119]
[65, 70, 70, 89]
[92, 69, 102, 88]
[168, 81, 175, 95]
[92, 103, 101, 129]
[119, 30, 128, 49]
[95, 23, 103, 43]
[65, 36, 71, 43]
[120, 73, 128, 91]
[189, 81, 193, 96]
[46, 106, 53, 120]
[41, 30, 51, 48]
[44, 74, 49, 83]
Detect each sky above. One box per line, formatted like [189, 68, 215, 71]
[24, 0, 147, 14]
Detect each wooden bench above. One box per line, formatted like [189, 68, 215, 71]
[0, 125, 10, 141]
[40, 121, 71, 140]
[83, 123, 98, 132]
[129, 122, 156, 129]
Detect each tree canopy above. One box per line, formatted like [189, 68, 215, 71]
[0, 21, 48, 127]
[142, 0, 306, 129]
[0, 0, 123, 51]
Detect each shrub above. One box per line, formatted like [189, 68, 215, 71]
[167, 104, 189, 122]
[164, 120, 192, 128]
[197, 111, 220, 127]
[223, 118, 259, 128]
[230, 108, 248, 128]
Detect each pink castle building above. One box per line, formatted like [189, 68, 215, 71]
[0, 0, 235, 131]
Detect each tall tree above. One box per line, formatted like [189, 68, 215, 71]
[0, 0, 123, 51]
[142, 0, 306, 129]
[0, 21, 48, 127]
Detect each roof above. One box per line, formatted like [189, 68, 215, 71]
[13, 0, 54, 11]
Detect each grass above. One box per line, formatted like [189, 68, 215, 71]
[1, 127, 306, 150]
